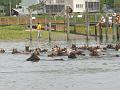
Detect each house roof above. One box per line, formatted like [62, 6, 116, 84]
[13, 7, 38, 15]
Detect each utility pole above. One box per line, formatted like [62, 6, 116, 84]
[9, 0, 12, 16]
[85, 0, 89, 47]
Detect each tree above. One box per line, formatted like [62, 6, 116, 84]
[0, 0, 21, 15]
[100, 0, 114, 8]
[28, 1, 45, 12]
[106, 0, 114, 8]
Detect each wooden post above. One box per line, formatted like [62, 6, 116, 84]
[64, 3, 66, 33]
[44, 14, 47, 31]
[105, 15, 108, 42]
[64, 14, 66, 32]
[49, 22, 51, 41]
[95, 25, 97, 41]
[94, 14, 97, 42]
[118, 23, 120, 42]
[17, 15, 20, 25]
[66, 6, 70, 41]
[29, 9, 32, 42]
[48, 0, 52, 42]
[116, 24, 119, 41]
[112, 15, 116, 42]
[7, 17, 10, 25]
[74, 15, 76, 33]
[9, 0, 12, 16]
[99, 23, 103, 43]
[85, 1, 89, 47]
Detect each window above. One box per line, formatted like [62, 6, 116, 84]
[85, 2, 100, 12]
[76, 4, 78, 8]
[76, 4, 83, 8]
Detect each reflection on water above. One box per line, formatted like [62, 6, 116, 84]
[0, 41, 120, 90]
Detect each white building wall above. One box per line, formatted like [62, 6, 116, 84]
[73, 0, 85, 12]
[46, 0, 65, 4]
[66, 0, 85, 12]
[66, 0, 100, 12]
[88, 0, 99, 2]
[65, 0, 73, 8]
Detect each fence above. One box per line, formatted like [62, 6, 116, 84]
[0, 16, 64, 25]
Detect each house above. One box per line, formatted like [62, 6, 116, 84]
[44, 0, 100, 14]
[12, 0, 100, 15]
[66, 0, 100, 13]
[44, 0, 65, 14]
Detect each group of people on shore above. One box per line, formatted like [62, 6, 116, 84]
[96, 13, 120, 29]
[35, 13, 120, 40]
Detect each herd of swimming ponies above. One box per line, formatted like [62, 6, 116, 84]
[0, 43, 120, 62]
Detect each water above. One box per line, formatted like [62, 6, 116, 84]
[0, 41, 120, 90]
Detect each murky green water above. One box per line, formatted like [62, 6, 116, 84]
[0, 41, 120, 90]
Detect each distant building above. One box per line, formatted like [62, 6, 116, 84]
[44, 0, 100, 14]
[12, 0, 100, 15]
[66, 0, 100, 13]
[44, 0, 65, 14]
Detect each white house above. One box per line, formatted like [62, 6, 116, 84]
[66, 0, 100, 12]
[44, 0, 100, 14]
[44, 0, 65, 14]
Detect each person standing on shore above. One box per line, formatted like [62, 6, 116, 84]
[96, 15, 106, 29]
[108, 15, 113, 28]
[36, 23, 42, 39]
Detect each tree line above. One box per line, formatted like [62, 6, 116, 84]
[0, 0, 21, 15]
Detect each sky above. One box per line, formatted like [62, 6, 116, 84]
[20, 0, 39, 7]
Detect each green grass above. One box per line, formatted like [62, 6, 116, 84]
[0, 30, 67, 41]
[0, 30, 29, 40]
[0, 25, 26, 31]
[0, 25, 67, 41]
[0, 25, 115, 41]
[70, 25, 114, 35]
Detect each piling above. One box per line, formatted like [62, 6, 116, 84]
[116, 24, 120, 41]
[105, 16, 108, 42]
[94, 25, 97, 41]
[112, 15, 117, 42]
[99, 23, 103, 43]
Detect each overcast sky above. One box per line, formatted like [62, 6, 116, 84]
[20, 0, 39, 7]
